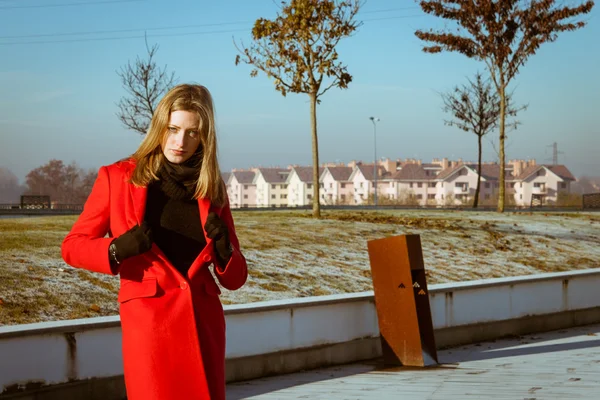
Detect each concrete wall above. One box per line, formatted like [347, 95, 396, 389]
[1, 269, 599, 398]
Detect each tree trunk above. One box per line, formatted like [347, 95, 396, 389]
[474, 134, 482, 208]
[498, 83, 506, 213]
[309, 92, 321, 218]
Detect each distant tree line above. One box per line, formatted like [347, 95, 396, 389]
[0, 161, 97, 204]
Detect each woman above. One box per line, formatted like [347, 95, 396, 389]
[61, 84, 247, 400]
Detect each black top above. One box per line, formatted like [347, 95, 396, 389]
[144, 159, 206, 277]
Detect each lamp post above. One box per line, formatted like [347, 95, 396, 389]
[369, 116, 380, 207]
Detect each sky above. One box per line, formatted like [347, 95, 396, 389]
[0, 0, 599, 185]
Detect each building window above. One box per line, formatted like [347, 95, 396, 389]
[360, 182, 363, 188]
[307, 184, 312, 189]
[520, 194, 523, 199]
[280, 194, 287, 199]
[410, 183, 413, 188]
[560, 182, 567, 189]
[329, 183, 333, 188]
[417, 194, 423, 200]
[244, 185, 248, 190]
[341, 194, 346, 200]
[485, 182, 490, 189]
[244, 195, 248, 199]
[271, 194, 276, 199]
[429, 183, 436, 188]
[320, 183, 324, 188]
[282, 184, 288, 189]
[307, 194, 312, 200]
[341, 183, 346, 188]
[417, 182, 422, 188]
[427, 194, 435, 200]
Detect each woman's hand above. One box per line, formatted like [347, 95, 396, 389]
[204, 212, 233, 265]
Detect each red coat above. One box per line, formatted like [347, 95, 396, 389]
[61, 159, 247, 400]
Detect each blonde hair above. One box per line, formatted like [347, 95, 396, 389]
[130, 83, 227, 207]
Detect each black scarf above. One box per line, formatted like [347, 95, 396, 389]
[157, 151, 203, 201]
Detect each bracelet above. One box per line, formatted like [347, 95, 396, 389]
[109, 243, 121, 265]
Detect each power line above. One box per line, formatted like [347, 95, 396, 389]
[0, 0, 144, 9]
[0, 21, 253, 39]
[0, 7, 422, 40]
[0, 28, 251, 45]
[0, 13, 426, 46]
[0, 14, 426, 40]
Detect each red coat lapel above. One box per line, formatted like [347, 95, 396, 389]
[129, 183, 148, 226]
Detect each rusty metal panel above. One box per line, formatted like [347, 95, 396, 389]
[367, 234, 438, 367]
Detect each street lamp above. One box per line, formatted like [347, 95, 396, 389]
[369, 116, 380, 207]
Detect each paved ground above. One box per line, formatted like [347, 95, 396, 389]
[227, 323, 600, 399]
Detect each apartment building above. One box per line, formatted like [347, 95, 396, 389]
[321, 166, 354, 205]
[286, 166, 325, 206]
[227, 170, 256, 208]
[223, 158, 576, 208]
[253, 168, 290, 207]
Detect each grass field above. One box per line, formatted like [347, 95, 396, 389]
[1, 210, 599, 326]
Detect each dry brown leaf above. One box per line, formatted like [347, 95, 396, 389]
[90, 304, 101, 312]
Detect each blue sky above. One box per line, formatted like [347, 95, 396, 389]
[0, 0, 598, 184]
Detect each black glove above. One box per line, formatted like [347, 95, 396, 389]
[204, 212, 233, 264]
[111, 222, 153, 263]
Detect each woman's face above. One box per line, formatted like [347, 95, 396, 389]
[161, 110, 201, 164]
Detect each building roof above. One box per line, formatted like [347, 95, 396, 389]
[325, 166, 353, 182]
[355, 164, 387, 181]
[435, 163, 465, 180]
[516, 164, 576, 181]
[436, 163, 512, 181]
[231, 170, 256, 184]
[390, 163, 432, 180]
[221, 172, 231, 184]
[256, 168, 290, 183]
[292, 166, 325, 183]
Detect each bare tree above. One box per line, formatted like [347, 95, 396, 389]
[441, 72, 526, 207]
[234, 0, 363, 218]
[415, 0, 594, 212]
[116, 35, 178, 135]
[24, 160, 97, 204]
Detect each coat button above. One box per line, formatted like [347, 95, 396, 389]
[180, 282, 188, 290]
[203, 254, 211, 263]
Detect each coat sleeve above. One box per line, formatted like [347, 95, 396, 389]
[61, 166, 117, 275]
[213, 198, 248, 291]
